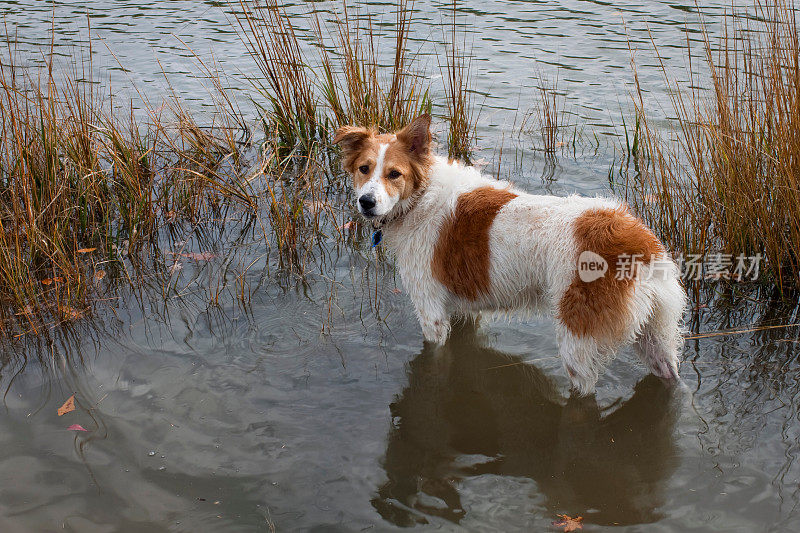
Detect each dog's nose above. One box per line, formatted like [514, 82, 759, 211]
[358, 194, 376, 211]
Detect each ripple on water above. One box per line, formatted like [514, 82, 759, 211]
[2, 0, 799, 531]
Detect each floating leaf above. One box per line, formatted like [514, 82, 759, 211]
[58, 395, 75, 416]
[60, 306, 84, 320]
[41, 277, 64, 286]
[77, 247, 96, 254]
[553, 514, 583, 532]
[15, 304, 34, 316]
[94, 270, 106, 281]
[391, 288, 402, 294]
[66, 424, 88, 432]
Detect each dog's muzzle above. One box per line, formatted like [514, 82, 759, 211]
[358, 193, 377, 217]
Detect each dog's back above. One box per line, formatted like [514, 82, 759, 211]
[386, 156, 684, 394]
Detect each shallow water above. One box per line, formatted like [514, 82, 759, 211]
[2, 1, 800, 532]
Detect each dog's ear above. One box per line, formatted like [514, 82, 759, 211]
[333, 125, 370, 155]
[397, 114, 431, 156]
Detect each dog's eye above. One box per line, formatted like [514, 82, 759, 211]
[359, 165, 369, 174]
[388, 170, 402, 179]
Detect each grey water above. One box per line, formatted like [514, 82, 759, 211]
[2, 1, 799, 531]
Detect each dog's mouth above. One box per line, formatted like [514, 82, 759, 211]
[358, 206, 377, 219]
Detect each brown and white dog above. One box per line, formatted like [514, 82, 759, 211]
[334, 114, 685, 394]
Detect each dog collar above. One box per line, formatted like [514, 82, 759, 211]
[371, 229, 383, 248]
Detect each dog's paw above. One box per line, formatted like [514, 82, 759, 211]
[421, 319, 450, 345]
[650, 357, 680, 381]
[565, 363, 599, 396]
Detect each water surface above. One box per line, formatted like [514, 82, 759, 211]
[2, 1, 799, 531]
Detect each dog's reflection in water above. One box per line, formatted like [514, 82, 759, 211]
[372, 319, 679, 527]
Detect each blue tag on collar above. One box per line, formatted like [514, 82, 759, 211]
[371, 229, 383, 248]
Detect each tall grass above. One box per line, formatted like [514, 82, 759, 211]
[236, 0, 319, 151]
[0, 43, 255, 334]
[0, 0, 481, 339]
[624, 0, 800, 291]
[518, 71, 571, 155]
[236, 0, 435, 152]
[314, 0, 431, 133]
[439, 0, 475, 162]
[233, 0, 474, 275]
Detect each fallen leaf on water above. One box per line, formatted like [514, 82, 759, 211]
[66, 424, 88, 432]
[94, 270, 106, 281]
[553, 514, 583, 532]
[41, 277, 64, 286]
[391, 288, 402, 294]
[15, 304, 34, 316]
[339, 220, 356, 230]
[60, 306, 84, 320]
[76, 247, 96, 253]
[58, 395, 76, 416]
[181, 252, 216, 261]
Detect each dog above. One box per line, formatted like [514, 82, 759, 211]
[334, 114, 685, 394]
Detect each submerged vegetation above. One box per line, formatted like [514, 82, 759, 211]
[0, 44, 255, 335]
[0, 0, 474, 338]
[623, 0, 800, 292]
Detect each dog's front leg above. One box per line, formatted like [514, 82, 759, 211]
[406, 283, 450, 345]
[418, 308, 450, 345]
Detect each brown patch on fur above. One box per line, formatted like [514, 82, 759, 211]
[333, 125, 374, 174]
[432, 186, 518, 300]
[333, 115, 433, 198]
[558, 206, 665, 343]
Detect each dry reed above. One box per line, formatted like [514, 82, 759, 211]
[518, 71, 571, 155]
[236, 0, 432, 151]
[0, 40, 255, 334]
[1, 0, 481, 338]
[624, 0, 800, 291]
[439, 0, 476, 162]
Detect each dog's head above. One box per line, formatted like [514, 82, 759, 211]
[333, 114, 432, 220]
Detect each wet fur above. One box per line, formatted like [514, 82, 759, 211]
[335, 115, 686, 394]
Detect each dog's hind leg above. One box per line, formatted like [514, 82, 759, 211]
[634, 277, 685, 380]
[556, 326, 604, 396]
